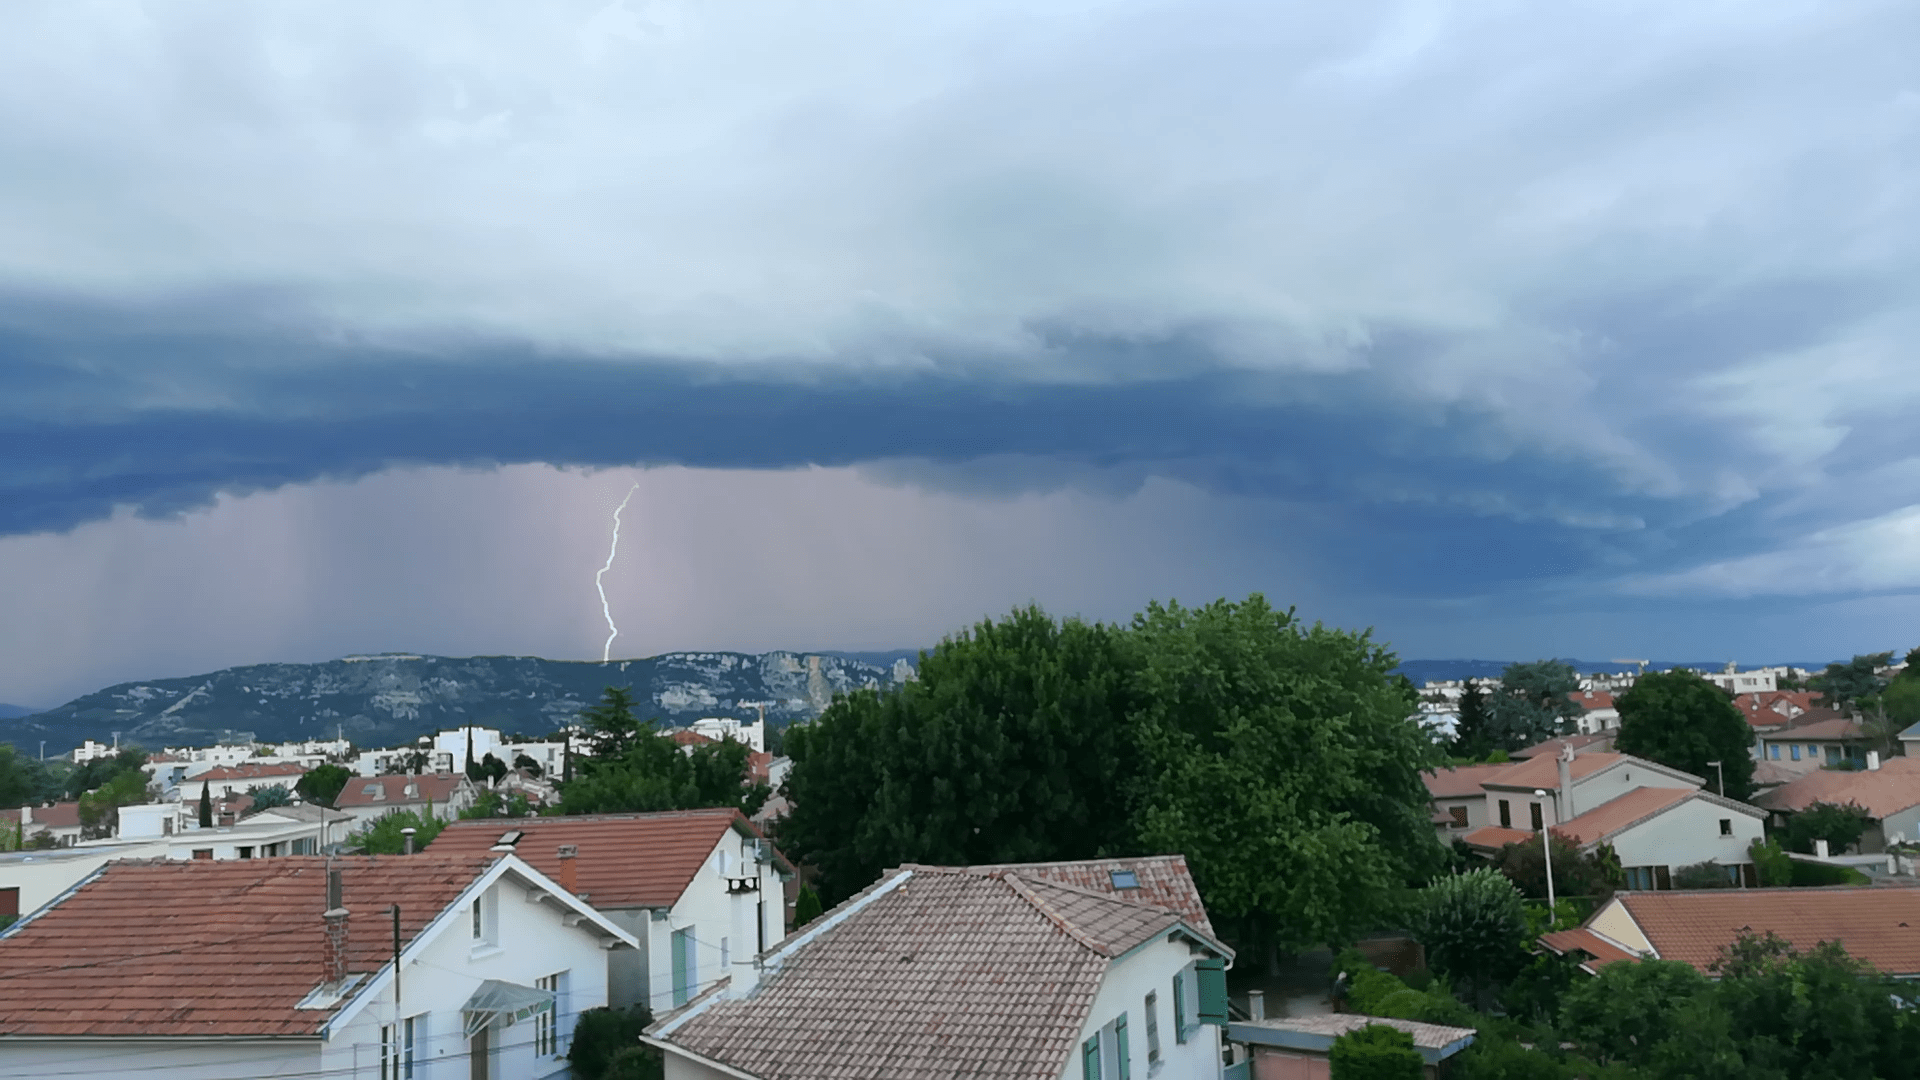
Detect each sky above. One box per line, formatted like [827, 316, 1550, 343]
[3, 1, 1918, 707]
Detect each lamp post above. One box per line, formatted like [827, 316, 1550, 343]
[1706, 760, 1724, 797]
[1534, 787, 1555, 915]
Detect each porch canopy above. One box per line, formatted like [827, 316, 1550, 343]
[461, 979, 554, 1037]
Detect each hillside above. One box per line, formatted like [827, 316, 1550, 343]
[1, 652, 916, 755]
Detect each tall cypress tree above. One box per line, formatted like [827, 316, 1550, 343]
[197, 780, 212, 829]
[1450, 681, 1495, 760]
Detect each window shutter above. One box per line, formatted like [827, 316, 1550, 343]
[1082, 1036, 1101, 1080]
[1196, 957, 1228, 1025]
[1171, 973, 1187, 1043]
[1654, 865, 1672, 891]
[1115, 1014, 1131, 1080]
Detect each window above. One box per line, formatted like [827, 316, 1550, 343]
[191, 849, 213, 860]
[1498, 799, 1512, 828]
[471, 899, 482, 939]
[1826, 746, 1841, 765]
[1624, 866, 1657, 891]
[1529, 803, 1544, 831]
[671, 927, 696, 1006]
[1083, 1035, 1102, 1080]
[291, 837, 316, 855]
[469, 891, 497, 946]
[1719, 818, 1733, 836]
[1144, 991, 1161, 1064]
[1172, 972, 1187, 1044]
[1791, 745, 1802, 761]
[236, 846, 253, 859]
[1769, 745, 1780, 760]
[721, 936, 730, 971]
[1109, 869, 1140, 890]
[536, 973, 563, 1056]
[380, 1022, 399, 1080]
[0, 887, 18, 919]
[1448, 805, 1468, 828]
[401, 1013, 423, 1079]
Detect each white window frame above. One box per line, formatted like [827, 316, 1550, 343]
[535, 973, 564, 1056]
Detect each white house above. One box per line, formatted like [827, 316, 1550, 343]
[644, 856, 1232, 1080]
[432, 808, 791, 1016]
[0, 853, 636, 1079]
[0, 802, 84, 848]
[334, 773, 479, 828]
[1757, 754, 1920, 854]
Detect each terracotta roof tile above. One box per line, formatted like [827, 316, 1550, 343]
[1552, 786, 1698, 847]
[1538, 927, 1637, 970]
[956, 855, 1216, 937]
[659, 862, 1221, 1079]
[1421, 764, 1511, 799]
[195, 763, 310, 783]
[334, 773, 469, 809]
[1615, 888, 1920, 975]
[1461, 825, 1536, 850]
[432, 809, 754, 909]
[1483, 752, 1633, 791]
[1756, 756, 1920, 819]
[1766, 713, 1864, 742]
[0, 855, 493, 1036]
[4, 803, 81, 830]
[1565, 691, 1617, 712]
[1511, 733, 1614, 760]
[670, 729, 715, 747]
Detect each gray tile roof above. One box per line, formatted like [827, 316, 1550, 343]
[653, 862, 1224, 1080]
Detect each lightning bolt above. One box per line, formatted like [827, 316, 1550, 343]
[596, 483, 641, 663]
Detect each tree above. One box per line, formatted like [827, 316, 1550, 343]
[793, 884, 823, 928]
[0, 743, 57, 810]
[1812, 652, 1894, 712]
[479, 752, 508, 785]
[512, 752, 542, 778]
[350, 809, 445, 854]
[1560, 957, 1710, 1069]
[459, 789, 533, 819]
[1450, 681, 1496, 760]
[464, 726, 481, 782]
[1409, 868, 1529, 1003]
[579, 686, 646, 760]
[1491, 836, 1621, 902]
[1485, 661, 1583, 751]
[64, 749, 147, 801]
[247, 784, 293, 811]
[1128, 596, 1446, 959]
[1330, 1024, 1424, 1080]
[1782, 801, 1875, 855]
[561, 704, 769, 819]
[295, 763, 352, 807]
[780, 606, 1140, 905]
[198, 780, 212, 829]
[1613, 669, 1755, 800]
[76, 770, 147, 839]
[567, 1005, 656, 1080]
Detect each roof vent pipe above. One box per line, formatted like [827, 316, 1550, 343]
[401, 827, 416, 855]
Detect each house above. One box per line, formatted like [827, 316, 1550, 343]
[1228, 1015, 1475, 1079]
[1734, 690, 1818, 731]
[0, 854, 635, 1079]
[1511, 732, 1614, 760]
[1756, 754, 1920, 854]
[642, 857, 1233, 1080]
[333, 773, 479, 827]
[431, 808, 792, 1016]
[1540, 887, 1920, 977]
[1755, 711, 1868, 774]
[1564, 690, 1620, 735]
[1900, 720, 1920, 756]
[1432, 750, 1767, 888]
[0, 802, 84, 848]
[191, 761, 311, 800]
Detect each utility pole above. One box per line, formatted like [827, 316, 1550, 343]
[1706, 761, 1725, 798]
[1534, 788, 1556, 915]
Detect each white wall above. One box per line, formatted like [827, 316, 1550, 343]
[320, 872, 617, 1080]
[638, 830, 784, 1016]
[1430, 794, 1486, 839]
[1609, 798, 1764, 874]
[0, 1037, 325, 1078]
[1566, 762, 1697, 818]
[1059, 936, 1224, 1080]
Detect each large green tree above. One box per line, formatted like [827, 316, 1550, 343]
[1449, 681, 1495, 760]
[1613, 669, 1755, 800]
[1561, 958, 1710, 1070]
[779, 606, 1139, 903]
[1812, 652, 1894, 712]
[1485, 661, 1583, 750]
[559, 686, 770, 817]
[1409, 868, 1528, 1004]
[1782, 801, 1875, 855]
[1127, 596, 1445, 957]
[0, 743, 58, 809]
[295, 763, 352, 807]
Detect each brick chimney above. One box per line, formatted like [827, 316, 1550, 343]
[557, 845, 579, 895]
[322, 867, 350, 987]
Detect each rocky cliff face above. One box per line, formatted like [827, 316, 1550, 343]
[2, 651, 916, 754]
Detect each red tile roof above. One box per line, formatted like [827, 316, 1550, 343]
[1613, 888, 1920, 975]
[958, 855, 1216, 937]
[1756, 756, 1920, 819]
[656, 862, 1224, 1079]
[1551, 786, 1697, 847]
[0, 855, 494, 1036]
[1483, 752, 1639, 791]
[2, 803, 82, 830]
[1765, 713, 1864, 742]
[1421, 763, 1512, 798]
[670, 729, 716, 747]
[1735, 691, 1820, 729]
[334, 773, 469, 809]
[1462, 825, 1536, 850]
[1511, 733, 1614, 760]
[1566, 691, 1617, 712]
[1539, 927, 1638, 971]
[195, 762, 310, 783]
[431, 808, 758, 909]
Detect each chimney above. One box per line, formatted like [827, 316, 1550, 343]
[401, 827, 416, 855]
[557, 845, 579, 895]
[1248, 990, 1266, 1020]
[323, 867, 350, 987]
[1869, 751, 1882, 772]
[1557, 744, 1575, 819]
[20, 805, 28, 828]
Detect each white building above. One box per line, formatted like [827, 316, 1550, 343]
[69, 740, 115, 765]
[333, 774, 479, 829]
[432, 808, 789, 1016]
[685, 717, 765, 753]
[644, 856, 1232, 1080]
[1698, 664, 1778, 696]
[0, 853, 635, 1079]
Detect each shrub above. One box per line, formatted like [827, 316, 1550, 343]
[1330, 1023, 1424, 1080]
[1671, 860, 1736, 889]
[602, 1045, 664, 1080]
[568, 1005, 655, 1080]
[1749, 837, 1793, 886]
[1790, 860, 1870, 887]
[1411, 869, 1529, 999]
[1783, 801, 1876, 855]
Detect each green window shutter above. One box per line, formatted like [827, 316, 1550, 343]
[671, 928, 692, 1006]
[1115, 1014, 1131, 1080]
[1196, 957, 1228, 1025]
[1083, 1036, 1101, 1080]
[1172, 973, 1187, 1043]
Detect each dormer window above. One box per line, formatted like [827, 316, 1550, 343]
[1109, 869, 1140, 890]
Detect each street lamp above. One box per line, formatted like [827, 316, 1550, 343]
[1534, 787, 1555, 915]
[1706, 761, 1724, 797]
